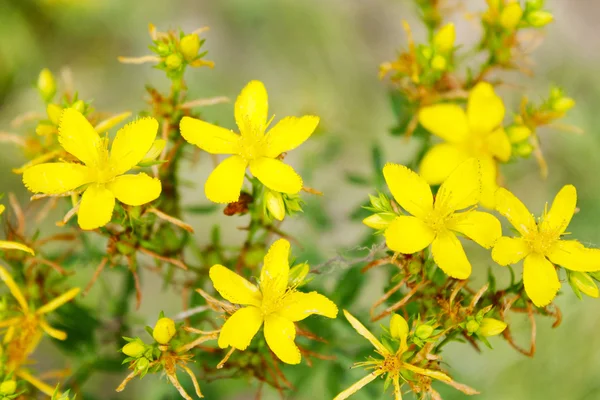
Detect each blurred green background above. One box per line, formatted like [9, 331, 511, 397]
[2, 0, 600, 399]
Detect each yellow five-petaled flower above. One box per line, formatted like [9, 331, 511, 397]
[418, 82, 511, 207]
[377, 158, 501, 279]
[209, 238, 337, 364]
[180, 80, 319, 204]
[22, 109, 162, 230]
[492, 185, 600, 306]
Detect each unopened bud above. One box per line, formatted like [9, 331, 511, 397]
[431, 55, 447, 71]
[570, 272, 600, 299]
[136, 357, 150, 371]
[527, 10, 554, 27]
[390, 313, 409, 342]
[72, 100, 86, 113]
[37, 68, 57, 102]
[265, 190, 285, 221]
[506, 125, 532, 143]
[180, 34, 201, 61]
[122, 341, 146, 358]
[165, 53, 183, 70]
[153, 317, 176, 344]
[0, 381, 16, 395]
[415, 324, 434, 340]
[478, 318, 507, 336]
[553, 97, 575, 113]
[500, 2, 523, 30]
[515, 141, 534, 157]
[362, 213, 395, 230]
[142, 139, 166, 162]
[433, 23, 455, 53]
[288, 263, 310, 287]
[47, 104, 62, 125]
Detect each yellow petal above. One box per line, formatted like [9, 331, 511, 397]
[419, 143, 469, 185]
[107, 173, 161, 206]
[36, 288, 80, 314]
[486, 128, 512, 162]
[77, 184, 115, 230]
[547, 240, 600, 272]
[249, 157, 302, 194]
[342, 310, 388, 354]
[264, 115, 319, 158]
[383, 163, 433, 218]
[0, 241, 34, 255]
[110, 117, 159, 175]
[333, 371, 384, 400]
[448, 210, 502, 249]
[402, 363, 451, 382]
[418, 104, 469, 143]
[205, 155, 248, 203]
[22, 163, 92, 194]
[431, 231, 471, 279]
[0, 265, 29, 313]
[492, 237, 530, 266]
[217, 306, 263, 350]
[495, 187, 536, 235]
[260, 238, 290, 301]
[435, 158, 481, 213]
[479, 156, 498, 209]
[264, 314, 300, 364]
[209, 264, 261, 306]
[180, 116, 240, 154]
[384, 216, 435, 254]
[523, 253, 560, 307]
[279, 291, 338, 321]
[40, 319, 67, 341]
[467, 82, 505, 134]
[58, 108, 104, 166]
[235, 80, 268, 137]
[540, 185, 576, 235]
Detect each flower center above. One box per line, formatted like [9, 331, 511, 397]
[525, 229, 557, 255]
[464, 131, 490, 158]
[381, 354, 402, 373]
[423, 209, 450, 233]
[239, 135, 266, 162]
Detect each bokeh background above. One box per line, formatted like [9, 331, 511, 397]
[1, 0, 600, 399]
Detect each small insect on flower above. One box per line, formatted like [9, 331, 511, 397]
[180, 80, 319, 204]
[335, 311, 477, 399]
[209, 238, 337, 364]
[370, 158, 501, 279]
[418, 82, 511, 207]
[492, 185, 600, 306]
[22, 109, 162, 230]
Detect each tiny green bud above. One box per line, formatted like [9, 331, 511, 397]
[265, 190, 285, 221]
[515, 141, 534, 157]
[506, 125, 532, 143]
[500, 2, 523, 30]
[0, 380, 16, 395]
[153, 317, 176, 344]
[478, 318, 507, 337]
[180, 34, 201, 61]
[433, 23, 455, 53]
[37, 68, 57, 102]
[421, 47, 433, 60]
[142, 139, 166, 162]
[156, 42, 170, 55]
[466, 319, 480, 334]
[390, 313, 409, 342]
[122, 341, 146, 358]
[553, 97, 575, 113]
[570, 272, 600, 299]
[415, 324, 434, 340]
[526, 10, 554, 27]
[72, 100, 86, 113]
[136, 357, 150, 371]
[288, 263, 310, 287]
[47, 103, 63, 125]
[408, 259, 422, 275]
[362, 213, 392, 230]
[165, 53, 183, 70]
[431, 55, 447, 71]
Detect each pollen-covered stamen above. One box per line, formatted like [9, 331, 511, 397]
[423, 208, 451, 233]
[381, 354, 402, 374]
[524, 227, 559, 255]
[238, 134, 267, 162]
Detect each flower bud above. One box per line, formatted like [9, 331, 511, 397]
[431, 55, 447, 71]
[570, 272, 599, 298]
[478, 318, 507, 336]
[466, 319, 479, 334]
[72, 100, 86, 113]
[288, 263, 310, 287]
[47, 104, 63, 125]
[153, 317, 176, 344]
[415, 324, 434, 339]
[122, 341, 146, 358]
[408, 259, 422, 275]
[136, 357, 150, 371]
[390, 313, 409, 342]
[362, 214, 391, 230]
[506, 125, 532, 143]
[433, 23, 455, 53]
[165, 53, 183, 70]
[500, 2, 523, 30]
[553, 97, 575, 113]
[515, 142, 534, 157]
[526, 10, 554, 27]
[180, 34, 201, 61]
[0, 204, 4, 216]
[142, 139, 166, 162]
[37, 68, 57, 102]
[0, 380, 16, 395]
[265, 190, 285, 221]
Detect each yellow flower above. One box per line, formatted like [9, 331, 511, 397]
[22, 109, 162, 230]
[209, 238, 337, 364]
[492, 185, 600, 306]
[335, 311, 473, 400]
[153, 317, 177, 344]
[180, 80, 319, 204]
[418, 82, 511, 208]
[378, 159, 501, 279]
[433, 23, 455, 53]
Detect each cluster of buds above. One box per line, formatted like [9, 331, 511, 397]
[0, 378, 19, 400]
[462, 307, 508, 349]
[569, 271, 600, 300]
[263, 190, 304, 222]
[362, 193, 397, 232]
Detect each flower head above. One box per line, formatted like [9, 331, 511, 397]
[209, 238, 337, 364]
[180, 80, 319, 204]
[418, 82, 511, 207]
[492, 185, 600, 306]
[373, 158, 501, 279]
[22, 109, 162, 230]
